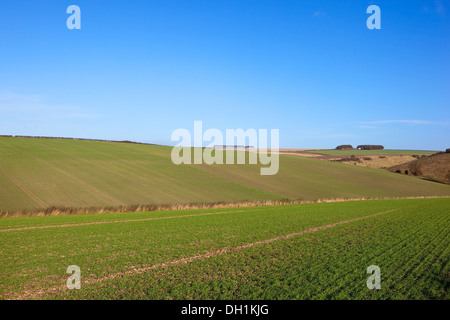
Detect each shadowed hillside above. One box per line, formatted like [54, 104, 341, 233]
[388, 152, 450, 184]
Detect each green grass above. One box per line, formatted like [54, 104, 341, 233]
[304, 149, 439, 156]
[0, 198, 448, 299]
[0, 137, 449, 213]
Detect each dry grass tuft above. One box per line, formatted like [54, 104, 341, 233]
[1, 196, 449, 218]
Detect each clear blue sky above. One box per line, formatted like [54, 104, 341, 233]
[0, 0, 449, 149]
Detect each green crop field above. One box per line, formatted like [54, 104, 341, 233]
[1, 137, 450, 214]
[1, 198, 448, 300]
[304, 149, 439, 156]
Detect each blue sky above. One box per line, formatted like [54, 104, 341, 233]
[0, 0, 449, 149]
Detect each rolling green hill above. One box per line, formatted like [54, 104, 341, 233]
[0, 137, 449, 213]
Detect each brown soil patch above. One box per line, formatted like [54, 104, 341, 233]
[0, 209, 250, 233]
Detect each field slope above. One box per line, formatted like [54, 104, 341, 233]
[1, 137, 450, 213]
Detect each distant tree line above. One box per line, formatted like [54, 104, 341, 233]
[0, 135, 157, 146]
[356, 145, 384, 150]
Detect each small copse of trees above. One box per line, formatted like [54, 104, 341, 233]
[356, 145, 384, 150]
[335, 145, 353, 150]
